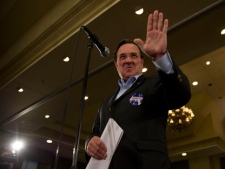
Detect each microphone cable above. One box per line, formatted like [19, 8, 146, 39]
[53, 26, 82, 169]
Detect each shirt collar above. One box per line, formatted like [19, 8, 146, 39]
[118, 74, 142, 88]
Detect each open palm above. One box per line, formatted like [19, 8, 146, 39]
[134, 10, 168, 60]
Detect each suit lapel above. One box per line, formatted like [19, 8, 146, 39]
[108, 87, 120, 109]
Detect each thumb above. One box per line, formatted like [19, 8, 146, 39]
[134, 38, 145, 49]
[134, 38, 150, 57]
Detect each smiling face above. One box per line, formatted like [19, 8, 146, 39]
[114, 43, 144, 81]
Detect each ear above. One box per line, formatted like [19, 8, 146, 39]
[114, 61, 118, 69]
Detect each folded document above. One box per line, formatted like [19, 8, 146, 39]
[86, 118, 124, 169]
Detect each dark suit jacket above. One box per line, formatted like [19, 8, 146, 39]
[85, 63, 191, 169]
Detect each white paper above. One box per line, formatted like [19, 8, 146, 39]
[86, 118, 124, 169]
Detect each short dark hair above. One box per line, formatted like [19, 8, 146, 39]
[113, 39, 144, 62]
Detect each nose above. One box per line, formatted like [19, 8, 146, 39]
[124, 56, 133, 63]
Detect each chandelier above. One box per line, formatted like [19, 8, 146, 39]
[167, 106, 194, 132]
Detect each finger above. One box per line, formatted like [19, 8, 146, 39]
[153, 10, 159, 30]
[95, 146, 107, 159]
[134, 39, 151, 57]
[147, 13, 153, 32]
[98, 140, 107, 152]
[88, 147, 106, 159]
[87, 144, 107, 159]
[134, 38, 145, 49]
[162, 19, 169, 33]
[92, 137, 107, 152]
[87, 137, 107, 159]
[158, 12, 164, 31]
[96, 143, 107, 157]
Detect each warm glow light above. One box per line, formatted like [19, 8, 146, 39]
[221, 29, 225, 35]
[182, 152, 187, 156]
[47, 140, 52, 143]
[192, 81, 198, 86]
[206, 61, 210, 65]
[18, 87, 24, 92]
[84, 96, 89, 100]
[142, 68, 148, 72]
[167, 106, 194, 132]
[12, 140, 24, 150]
[135, 7, 144, 15]
[45, 115, 50, 118]
[63, 57, 70, 62]
[169, 119, 174, 124]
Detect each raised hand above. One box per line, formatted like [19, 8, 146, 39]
[134, 10, 168, 61]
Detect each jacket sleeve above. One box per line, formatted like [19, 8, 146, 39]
[84, 106, 101, 162]
[157, 62, 191, 109]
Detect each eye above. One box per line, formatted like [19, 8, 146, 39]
[131, 53, 138, 58]
[119, 54, 126, 60]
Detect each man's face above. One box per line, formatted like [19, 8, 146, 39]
[115, 43, 144, 81]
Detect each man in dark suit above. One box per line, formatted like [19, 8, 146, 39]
[85, 10, 191, 169]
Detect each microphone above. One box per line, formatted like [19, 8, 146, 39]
[82, 26, 110, 57]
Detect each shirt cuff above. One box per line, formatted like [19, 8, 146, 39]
[152, 52, 174, 74]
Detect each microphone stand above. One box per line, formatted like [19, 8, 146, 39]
[71, 39, 93, 169]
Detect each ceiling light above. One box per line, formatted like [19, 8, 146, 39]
[135, 7, 144, 15]
[63, 56, 70, 62]
[182, 152, 187, 156]
[45, 115, 50, 118]
[206, 61, 210, 65]
[142, 68, 148, 72]
[47, 140, 52, 143]
[17, 87, 24, 92]
[12, 140, 24, 151]
[84, 96, 89, 100]
[221, 29, 225, 35]
[192, 81, 198, 86]
[167, 106, 194, 132]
